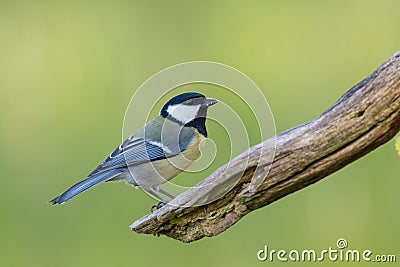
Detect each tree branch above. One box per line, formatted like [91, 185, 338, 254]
[130, 51, 400, 242]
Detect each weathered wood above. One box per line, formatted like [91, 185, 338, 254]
[130, 51, 400, 242]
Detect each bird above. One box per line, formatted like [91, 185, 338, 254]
[49, 92, 218, 206]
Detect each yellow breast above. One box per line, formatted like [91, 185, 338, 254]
[152, 132, 205, 182]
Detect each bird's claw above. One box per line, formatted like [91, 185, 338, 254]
[151, 201, 167, 212]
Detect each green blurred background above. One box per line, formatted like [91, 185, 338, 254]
[1, 0, 399, 266]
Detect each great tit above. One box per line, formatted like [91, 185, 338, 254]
[50, 92, 217, 205]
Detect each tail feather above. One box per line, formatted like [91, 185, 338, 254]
[49, 170, 122, 205]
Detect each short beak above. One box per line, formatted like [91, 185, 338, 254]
[205, 98, 218, 107]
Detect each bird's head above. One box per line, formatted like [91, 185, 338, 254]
[160, 92, 217, 125]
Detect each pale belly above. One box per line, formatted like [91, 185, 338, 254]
[124, 134, 205, 189]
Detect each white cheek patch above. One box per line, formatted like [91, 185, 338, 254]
[166, 104, 201, 124]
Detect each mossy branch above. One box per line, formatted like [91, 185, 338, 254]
[130, 51, 400, 242]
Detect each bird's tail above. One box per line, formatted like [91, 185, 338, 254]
[49, 170, 122, 205]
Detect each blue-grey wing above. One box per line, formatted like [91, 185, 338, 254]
[88, 138, 177, 177]
[88, 125, 196, 177]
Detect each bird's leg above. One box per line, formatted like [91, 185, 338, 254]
[142, 187, 169, 212]
[153, 185, 176, 199]
[149, 186, 177, 212]
[142, 187, 167, 202]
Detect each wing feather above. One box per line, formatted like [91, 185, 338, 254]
[88, 118, 196, 177]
